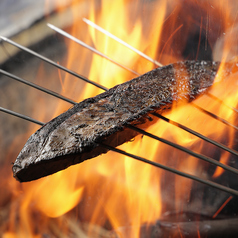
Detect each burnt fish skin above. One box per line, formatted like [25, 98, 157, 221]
[12, 60, 235, 182]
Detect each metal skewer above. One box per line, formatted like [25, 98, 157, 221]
[2, 30, 238, 151]
[127, 124, 238, 175]
[82, 18, 238, 121]
[207, 92, 238, 114]
[1, 104, 238, 196]
[83, 18, 163, 67]
[99, 143, 238, 197]
[1, 34, 238, 157]
[1, 73, 236, 175]
[1, 64, 238, 160]
[47, 23, 140, 76]
[192, 103, 238, 131]
[0, 107, 44, 126]
[0, 69, 77, 105]
[153, 113, 238, 157]
[1, 25, 238, 197]
[0, 36, 108, 91]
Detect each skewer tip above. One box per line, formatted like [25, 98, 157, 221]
[47, 23, 58, 32]
[0, 35, 7, 41]
[82, 18, 89, 23]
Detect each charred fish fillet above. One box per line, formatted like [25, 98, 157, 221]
[13, 60, 234, 182]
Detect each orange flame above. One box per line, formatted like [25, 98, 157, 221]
[3, 0, 238, 237]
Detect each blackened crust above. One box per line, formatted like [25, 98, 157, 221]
[13, 61, 221, 182]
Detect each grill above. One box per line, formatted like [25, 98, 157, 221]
[1, 1, 238, 237]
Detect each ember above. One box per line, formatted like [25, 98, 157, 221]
[1, 0, 238, 237]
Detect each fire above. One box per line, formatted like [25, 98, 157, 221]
[2, 0, 238, 237]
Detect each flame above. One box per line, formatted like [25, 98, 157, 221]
[2, 0, 238, 237]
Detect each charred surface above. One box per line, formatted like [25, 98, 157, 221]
[13, 60, 232, 182]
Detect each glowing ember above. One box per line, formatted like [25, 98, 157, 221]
[1, 0, 238, 237]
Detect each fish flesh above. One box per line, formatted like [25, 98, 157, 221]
[13, 60, 234, 182]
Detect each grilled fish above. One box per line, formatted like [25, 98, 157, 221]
[13, 60, 235, 182]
